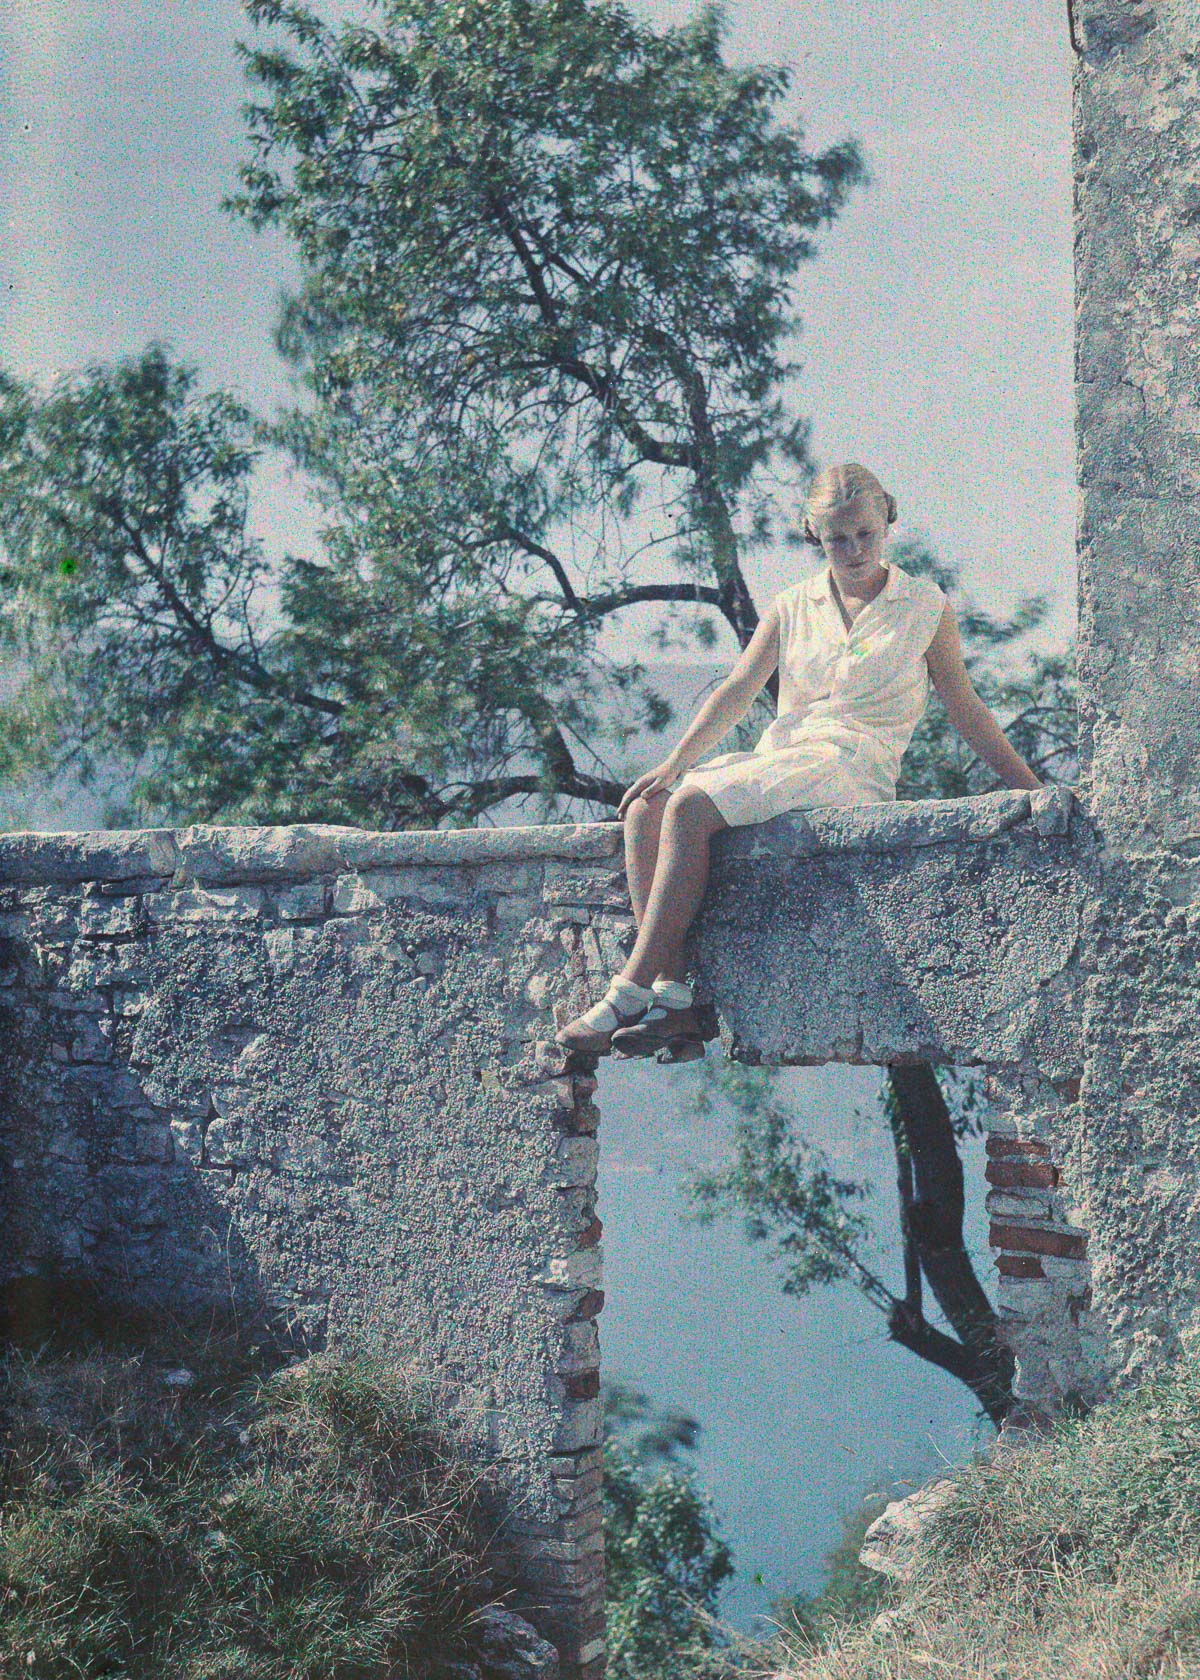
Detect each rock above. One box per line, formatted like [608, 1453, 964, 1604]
[857, 1474, 960, 1584]
[866, 1603, 918, 1639]
[161, 1367, 196, 1389]
[474, 1605, 561, 1679]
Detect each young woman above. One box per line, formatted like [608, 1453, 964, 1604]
[555, 462, 1043, 1062]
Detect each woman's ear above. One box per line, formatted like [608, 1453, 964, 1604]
[802, 516, 822, 547]
[884, 492, 899, 524]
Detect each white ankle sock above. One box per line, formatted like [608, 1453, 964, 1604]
[651, 978, 693, 1010]
[576, 976, 655, 1031]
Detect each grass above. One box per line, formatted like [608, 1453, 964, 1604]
[0, 1298, 514, 1679]
[16, 1290, 1200, 1679]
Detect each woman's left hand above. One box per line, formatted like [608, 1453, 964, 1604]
[616, 758, 682, 820]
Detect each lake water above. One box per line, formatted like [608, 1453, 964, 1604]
[596, 1054, 996, 1635]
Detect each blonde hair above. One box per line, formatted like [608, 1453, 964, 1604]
[802, 462, 898, 547]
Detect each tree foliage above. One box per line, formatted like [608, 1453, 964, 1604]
[602, 1380, 735, 1678]
[889, 542, 1077, 797]
[1, 0, 871, 827]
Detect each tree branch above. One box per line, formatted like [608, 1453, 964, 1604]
[115, 513, 343, 719]
[482, 185, 695, 469]
[888, 1063, 1015, 1424]
[499, 522, 584, 613]
[579, 581, 726, 619]
[886, 1301, 997, 1398]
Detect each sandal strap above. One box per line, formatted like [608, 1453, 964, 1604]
[641, 997, 695, 1025]
[576, 980, 653, 1034]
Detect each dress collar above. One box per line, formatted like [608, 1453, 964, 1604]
[806, 562, 899, 605]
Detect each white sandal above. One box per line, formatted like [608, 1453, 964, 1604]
[555, 977, 656, 1056]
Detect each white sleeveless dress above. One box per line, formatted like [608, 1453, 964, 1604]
[673, 562, 948, 827]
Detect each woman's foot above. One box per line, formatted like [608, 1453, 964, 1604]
[609, 979, 718, 1062]
[555, 976, 656, 1057]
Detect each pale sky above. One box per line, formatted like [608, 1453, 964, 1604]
[1, 0, 1076, 658]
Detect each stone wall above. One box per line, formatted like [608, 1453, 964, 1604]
[0, 786, 1108, 1674]
[1073, 0, 1200, 1395]
[0, 820, 625, 1678]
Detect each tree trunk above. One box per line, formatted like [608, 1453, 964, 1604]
[886, 1062, 1015, 1426]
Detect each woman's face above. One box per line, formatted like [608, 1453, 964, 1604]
[812, 495, 889, 577]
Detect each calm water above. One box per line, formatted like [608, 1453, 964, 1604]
[596, 1055, 995, 1634]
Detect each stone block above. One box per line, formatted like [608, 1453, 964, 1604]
[536, 1248, 603, 1292]
[985, 1189, 1055, 1220]
[859, 1476, 960, 1583]
[542, 859, 626, 901]
[550, 1136, 599, 1189]
[0, 829, 178, 883]
[143, 887, 265, 924]
[203, 1117, 244, 1166]
[79, 899, 142, 938]
[170, 1119, 203, 1164]
[276, 882, 328, 921]
[551, 1397, 603, 1453]
[715, 789, 1041, 862]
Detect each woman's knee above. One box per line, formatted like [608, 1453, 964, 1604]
[662, 785, 725, 837]
[625, 789, 670, 836]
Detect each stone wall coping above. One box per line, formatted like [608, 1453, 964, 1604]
[0, 787, 1074, 885]
[715, 785, 1075, 860]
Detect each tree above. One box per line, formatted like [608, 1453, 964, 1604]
[601, 1379, 736, 1678]
[0, 348, 592, 825]
[0, 0, 868, 827]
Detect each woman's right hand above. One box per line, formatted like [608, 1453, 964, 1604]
[617, 759, 683, 820]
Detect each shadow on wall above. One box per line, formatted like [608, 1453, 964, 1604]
[0, 967, 292, 1349]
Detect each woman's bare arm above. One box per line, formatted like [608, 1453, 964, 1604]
[616, 605, 781, 817]
[924, 603, 1042, 791]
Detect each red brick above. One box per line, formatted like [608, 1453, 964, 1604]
[995, 1253, 1046, 1278]
[986, 1135, 1054, 1159]
[985, 1160, 1060, 1189]
[989, 1221, 1087, 1258]
[564, 1370, 600, 1400]
[576, 1215, 603, 1248]
[567, 1289, 605, 1321]
[1054, 1076, 1082, 1102]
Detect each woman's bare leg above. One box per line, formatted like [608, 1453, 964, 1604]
[618, 786, 727, 986]
[623, 790, 670, 927]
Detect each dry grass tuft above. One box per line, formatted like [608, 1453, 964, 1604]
[0, 1306, 512, 1679]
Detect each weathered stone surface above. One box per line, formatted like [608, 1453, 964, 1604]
[698, 814, 1090, 1072]
[0, 851, 606, 1671]
[472, 1605, 561, 1679]
[1075, 0, 1200, 848]
[858, 1475, 960, 1583]
[1067, 0, 1200, 1410]
[716, 788, 1040, 860]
